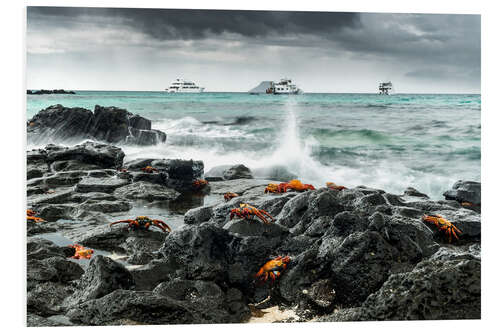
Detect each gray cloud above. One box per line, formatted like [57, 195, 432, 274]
[27, 7, 361, 40]
[26, 7, 480, 93]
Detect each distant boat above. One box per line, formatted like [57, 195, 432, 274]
[268, 78, 302, 95]
[166, 78, 205, 93]
[379, 81, 393, 95]
[248, 78, 302, 95]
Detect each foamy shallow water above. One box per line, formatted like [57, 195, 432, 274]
[27, 91, 481, 200]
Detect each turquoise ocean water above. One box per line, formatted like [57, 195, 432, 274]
[27, 91, 481, 200]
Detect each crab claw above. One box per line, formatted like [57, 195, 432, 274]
[152, 219, 172, 233]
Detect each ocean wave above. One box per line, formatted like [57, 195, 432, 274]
[154, 117, 249, 139]
[223, 116, 257, 126]
[310, 128, 394, 145]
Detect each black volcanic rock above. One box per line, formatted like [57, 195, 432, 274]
[357, 247, 481, 320]
[443, 180, 481, 205]
[27, 104, 94, 141]
[45, 141, 125, 169]
[25, 155, 482, 326]
[67, 255, 135, 306]
[222, 164, 253, 180]
[28, 89, 75, 95]
[27, 104, 167, 146]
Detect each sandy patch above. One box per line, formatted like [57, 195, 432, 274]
[247, 305, 300, 323]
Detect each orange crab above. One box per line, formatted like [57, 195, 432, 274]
[141, 166, 159, 173]
[224, 192, 239, 202]
[326, 182, 347, 191]
[422, 214, 462, 243]
[286, 179, 315, 192]
[68, 244, 94, 259]
[265, 179, 315, 193]
[192, 179, 209, 191]
[27, 209, 45, 223]
[230, 203, 275, 224]
[109, 216, 172, 233]
[264, 183, 284, 193]
[255, 255, 291, 283]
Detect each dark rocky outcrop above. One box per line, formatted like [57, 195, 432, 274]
[27, 104, 167, 145]
[356, 247, 481, 320]
[125, 157, 204, 191]
[28, 89, 75, 95]
[26, 141, 481, 326]
[205, 164, 253, 181]
[66, 255, 134, 306]
[443, 180, 481, 212]
[223, 164, 253, 180]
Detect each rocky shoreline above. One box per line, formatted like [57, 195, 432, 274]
[28, 89, 76, 95]
[26, 138, 481, 326]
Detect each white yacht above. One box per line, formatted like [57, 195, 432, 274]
[378, 81, 393, 95]
[266, 78, 302, 95]
[166, 79, 205, 93]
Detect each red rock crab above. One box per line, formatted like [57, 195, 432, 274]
[255, 255, 291, 283]
[230, 203, 274, 224]
[110, 216, 172, 233]
[422, 214, 462, 243]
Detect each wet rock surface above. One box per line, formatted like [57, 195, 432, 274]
[26, 141, 481, 325]
[27, 104, 167, 145]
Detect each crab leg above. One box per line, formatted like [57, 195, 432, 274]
[152, 220, 172, 233]
[109, 220, 134, 227]
[253, 211, 270, 224]
[259, 209, 275, 222]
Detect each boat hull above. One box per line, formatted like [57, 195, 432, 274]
[166, 88, 205, 93]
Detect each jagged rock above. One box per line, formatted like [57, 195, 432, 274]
[153, 279, 251, 323]
[27, 238, 73, 260]
[27, 89, 75, 95]
[27, 314, 67, 327]
[204, 165, 232, 180]
[223, 218, 288, 238]
[129, 258, 179, 291]
[184, 206, 213, 225]
[404, 187, 430, 199]
[127, 128, 167, 145]
[76, 177, 130, 193]
[27, 257, 84, 284]
[318, 231, 399, 306]
[358, 249, 481, 320]
[45, 141, 125, 169]
[72, 224, 167, 253]
[27, 104, 94, 142]
[158, 223, 233, 282]
[27, 282, 76, 316]
[27, 105, 166, 145]
[443, 180, 481, 205]
[155, 159, 204, 190]
[114, 181, 180, 202]
[67, 290, 197, 325]
[302, 279, 336, 309]
[222, 164, 253, 180]
[67, 255, 134, 305]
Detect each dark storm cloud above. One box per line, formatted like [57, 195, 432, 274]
[26, 6, 480, 92]
[27, 6, 361, 40]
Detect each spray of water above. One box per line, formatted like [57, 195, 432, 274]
[26, 98, 459, 199]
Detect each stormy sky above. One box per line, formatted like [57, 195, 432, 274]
[26, 7, 480, 93]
